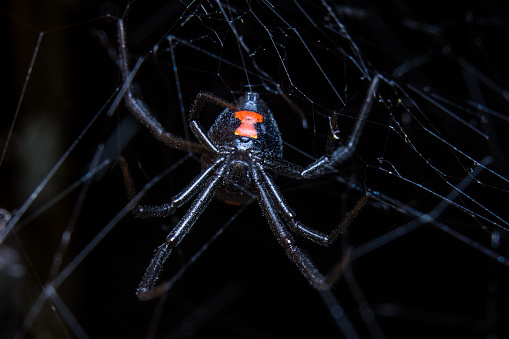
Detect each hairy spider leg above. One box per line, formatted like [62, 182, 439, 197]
[119, 157, 224, 218]
[117, 19, 205, 154]
[137, 160, 229, 300]
[250, 156, 367, 289]
[250, 163, 331, 290]
[188, 92, 239, 154]
[118, 17, 378, 296]
[262, 74, 380, 179]
[253, 160, 368, 246]
[328, 74, 380, 166]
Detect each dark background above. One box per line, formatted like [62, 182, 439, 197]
[1, 1, 508, 338]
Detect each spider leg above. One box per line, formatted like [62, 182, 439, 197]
[264, 74, 380, 179]
[302, 74, 380, 177]
[117, 19, 205, 153]
[119, 157, 225, 218]
[253, 160, 368, 246]
[136, 160, 228, 300]
[188, 92, 238, 154]
[251, 161, 333, 290]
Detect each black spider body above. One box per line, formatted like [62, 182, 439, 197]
[118, 19, 377, 299]
[208, 92, 283, 154]
[204, 92, 283, 204]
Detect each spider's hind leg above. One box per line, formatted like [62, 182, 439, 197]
[254, 160, 368, 246]
[251, 162, 334, 289]
[251, 157, 367, 289]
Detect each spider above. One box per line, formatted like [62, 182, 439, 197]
[117, 20, 379, 300]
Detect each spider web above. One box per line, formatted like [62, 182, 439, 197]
[1, 0, 508, 338]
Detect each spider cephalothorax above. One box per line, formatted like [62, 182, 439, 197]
[118, 19, 377, 299]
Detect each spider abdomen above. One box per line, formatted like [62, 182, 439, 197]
[207, 92, 284, 158]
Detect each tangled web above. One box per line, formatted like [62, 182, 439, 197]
[1, 0, 508, 338]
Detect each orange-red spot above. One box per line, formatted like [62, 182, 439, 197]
[234, 111, 264, 139]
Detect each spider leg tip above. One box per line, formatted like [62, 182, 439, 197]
[136, 287, 150, 300]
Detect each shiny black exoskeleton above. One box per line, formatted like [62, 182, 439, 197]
[120, 18, 377, 300]
[205, 92, 283, 204]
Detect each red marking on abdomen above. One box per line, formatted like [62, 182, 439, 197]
[234, 110, 264, 139]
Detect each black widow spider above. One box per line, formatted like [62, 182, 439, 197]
[117, 20, 379, 300]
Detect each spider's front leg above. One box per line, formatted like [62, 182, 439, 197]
[303, 74, 380, 178]
[117, 19, 204, 154]
[265, 74, 381, 179]
[187, 92, 238, 154]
